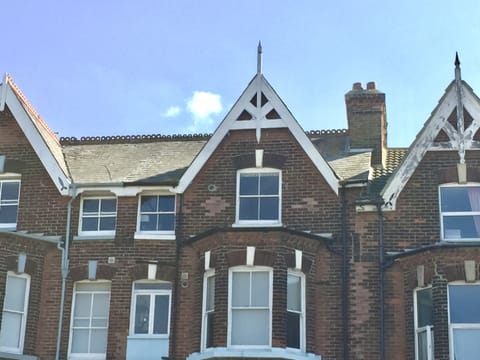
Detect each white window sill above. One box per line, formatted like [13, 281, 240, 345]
[68, 354, 106, 360]
[74, 235, 115, 241]
[0, 226, 17, 232]
[0, 352, 39, 360]
[232, 222, 283, 228]
[134, 232, 176, 240]
[127, 334, 169, 340]
[187, 347, 320, 360]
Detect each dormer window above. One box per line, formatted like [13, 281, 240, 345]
[440, 185, 480, 240]
[79, 197, 117, 236]
[0, 180, 20, 229]
[236, 169, 281, 226]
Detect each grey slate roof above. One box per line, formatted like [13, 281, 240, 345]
[63, 140, 207, 185]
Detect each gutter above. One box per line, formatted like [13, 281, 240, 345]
[55, 184, 77, 360]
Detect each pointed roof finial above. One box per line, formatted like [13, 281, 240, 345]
[455, 51, 462, 82]
[257, 41, 262, 74]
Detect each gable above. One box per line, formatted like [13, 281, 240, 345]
[0, 75, 70, 195]
[176, 72, 339, 195]
[382, 61, 480, 209]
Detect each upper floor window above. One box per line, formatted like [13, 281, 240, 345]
[236, 169, 281, 225]
[0, 180, 20, 229]
[79, 197, 117, 236]
[228, 266, 272, 348]
[414, 287, 433, 360]
[448, 283, 480, 359]
[440, 185, 480, 240]
[69, 281, 111, 360]
[0, 272, 30, 354]
[130, 282, 172, 337]
[287, 270, 305, 351]
[136, 195, 175, 238]
[201, 271, 215, 351]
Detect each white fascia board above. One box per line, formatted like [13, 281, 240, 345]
[381, 86, 457, 210]
[5, 86, 71, 195]
[75, 185, 175, 197]
[0, 76, 7, 111]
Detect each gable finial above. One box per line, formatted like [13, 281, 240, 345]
[455, 52, 462, 82]
[257, 41, 262, 75]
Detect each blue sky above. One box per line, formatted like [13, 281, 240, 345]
[2, 1, 480, 147]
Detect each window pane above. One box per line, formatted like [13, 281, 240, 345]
[239, 198, 258, 220]
[443, 216, 480, 239]
[417, 330, 428, 360]
[73, 318, 90, 327]
[259, 197, 279, 220]
[90, 329, 108, 353]
[286, 311, 300, 349]
[0, 205, 18, 224]
[449, 285, 480, 323]
[71, 329, 89, 353]
[82, 217, 98, 232]
[141, 196, 158, 212]
[206, 276, 215, 311]
[287, 274, 301, 312]
[0, 311, 22, 348]
[135, 295, 150, 334]
[231, 309, 269, 345]
[2, 182, 20, 201]
[158, 214, 175, 231]
[232, 272, 250, 307]
[158, 196, 175, 212]
[92, 293, 110, 318]
[83, 199, 99, 213]
[441, 187, 480, 212]
[259, 174, 279, 195]
[416, 288, 432, 328]
[140, 214, 157, 231]
[74, 294, 92, 318]
[251, 272, 269, 307]
[153, 295, 169, 334]
[206, 312, 214, 348]
[240, 175, 258, 196]
[100, 199, 116, 212]
[99, 216, 116, 231]
[453, 328, 480, 360]
[4, 276, 26, 311]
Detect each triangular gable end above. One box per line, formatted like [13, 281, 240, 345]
[176, 72, 339, 194]
[0, 75, 71, 195]
[382, 62, 480, 209]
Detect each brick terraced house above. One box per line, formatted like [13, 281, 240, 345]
[0, 48, 479, 360]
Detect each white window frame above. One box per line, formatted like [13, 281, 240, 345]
[439, 184, 480, 241]
[227, 266, 273, 349]
[0, 179, 21, 230]
[78, 197, 117, 237]
[201, 270, 215, 351]
[448, 281, 480, 360]
[129, 281, 172, 338]
[135, 193, 176, 240]
[0, 271, 30, 354]
[234, 168, 282, 227]
[287, 269, 306, 352]
[68, 281, 111, 360]
[414, 286, 433, 360]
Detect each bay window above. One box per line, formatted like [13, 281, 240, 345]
[287, 270, 305, 351]
[228, 266, 272, 347]
[201, 271, 215, 350]
[414, 287, 433, 360]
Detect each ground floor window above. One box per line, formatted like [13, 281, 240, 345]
[0, 272, 30, 354]
[286, 270, 305, 350]
[448, 283, 480, 359]
[414, 287, 433, 360]
[202, 271, 215, 350]
[69, 281, 111, 359]
[228, 266, 272, 347]
[130, 282, 172, 336]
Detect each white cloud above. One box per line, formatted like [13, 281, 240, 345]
[186, 91, 223, 132]
[163, 106, 181, 118]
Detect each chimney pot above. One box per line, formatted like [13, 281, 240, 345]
[353, 82, 363, 90]
[367, 81, 376, 90]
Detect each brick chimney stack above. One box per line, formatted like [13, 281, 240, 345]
[345, 81, 387, 167]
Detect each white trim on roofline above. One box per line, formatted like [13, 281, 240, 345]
[175, 73, 339, 195]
